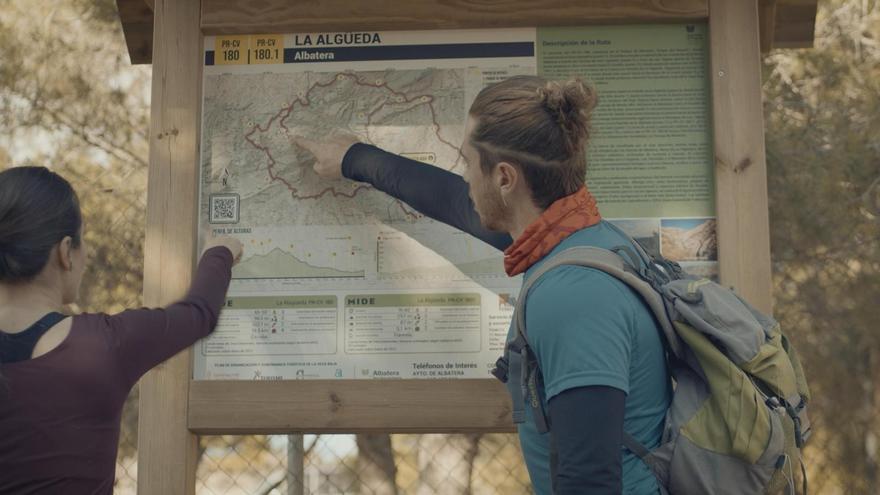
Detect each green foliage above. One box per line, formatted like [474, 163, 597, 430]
[763, 1, 880, 492]
[0, 0, 150, 314]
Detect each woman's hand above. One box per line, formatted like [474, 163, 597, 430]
[202, 235, 243, 265]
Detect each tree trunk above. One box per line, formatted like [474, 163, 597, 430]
[463, 434, 482, 495]
[356, 434, 398, 495]
[416, 434, 476, 495]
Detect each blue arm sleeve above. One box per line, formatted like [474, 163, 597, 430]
[341, 143, 513, 251]
[549, 385, 625, 494]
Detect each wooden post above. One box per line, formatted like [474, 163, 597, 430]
[287, 435, 305, 495]
[709, 0, 774, 314]
[137, 0, 203, 493]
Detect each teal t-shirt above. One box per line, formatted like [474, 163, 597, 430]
[507, 221, 671, 494]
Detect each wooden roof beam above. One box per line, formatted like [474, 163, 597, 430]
[115, 0, 818, 66]
[116, 0, 153, 64]
[199, 0, 708, 35]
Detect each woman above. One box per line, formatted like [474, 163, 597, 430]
[0, 166, 242, 493]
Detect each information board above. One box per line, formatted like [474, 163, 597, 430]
[195, 24, 716, 380]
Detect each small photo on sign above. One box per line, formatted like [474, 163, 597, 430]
[608, 218, 661, 259]
[209, 193, 240, 224]
[497, 293, 516, 311]
[660, 218, 717, 262]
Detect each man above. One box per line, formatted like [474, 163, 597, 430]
[294, 76, 670, 494]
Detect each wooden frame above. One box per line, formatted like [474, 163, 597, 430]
[189, 380, 513, 434]
[135, 0, 781, 492]
[199, 0, 709, 33]
[117, 0, 818, 64]
[137, 0, 203, 494]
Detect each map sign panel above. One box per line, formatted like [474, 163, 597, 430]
[196, 29, 534, 380]
[195, 25, 715, 380]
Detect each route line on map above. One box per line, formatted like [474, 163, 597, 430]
[243, 71, 464, 220]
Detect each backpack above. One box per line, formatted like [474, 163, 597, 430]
[493, 223, 812, 495]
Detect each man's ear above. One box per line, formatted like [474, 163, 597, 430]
[57, 236, 74, 272]
[495, 161, 519, 195]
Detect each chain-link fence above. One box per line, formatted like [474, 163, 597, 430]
[113, 415, 531, 494]
[197, 433, 530, 495]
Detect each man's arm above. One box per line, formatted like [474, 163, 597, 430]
[526, 267, 637, 493]
[549, 385, 626, 494]
[292, 134, 513, 251]
[342, 143, 511, 250]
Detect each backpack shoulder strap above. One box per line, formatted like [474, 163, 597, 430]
[513, 247, 621, 340]
[513, 246, 684, 360]
[510, 247, 677, 479]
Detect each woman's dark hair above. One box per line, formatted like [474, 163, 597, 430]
[0, 166, 81, 392]
[0, 166, 82, 283]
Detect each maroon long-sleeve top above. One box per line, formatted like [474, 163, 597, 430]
[0, 247, 233, 494]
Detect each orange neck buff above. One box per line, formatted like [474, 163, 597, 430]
[503, 186, 602, 277]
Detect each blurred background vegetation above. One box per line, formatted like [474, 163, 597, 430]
[0, 0, 877, 493]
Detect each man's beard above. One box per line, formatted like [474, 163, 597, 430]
[476, 184, 509, 233]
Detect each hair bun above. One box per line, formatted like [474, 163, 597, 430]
[538, 81, 566, 116]
[537, 79, 598, 154]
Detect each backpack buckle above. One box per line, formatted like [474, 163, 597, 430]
[781, 398, 809, 448]
[491, 355, 509, 383]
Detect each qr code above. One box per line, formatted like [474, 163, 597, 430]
[209, 194, 239, 224]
